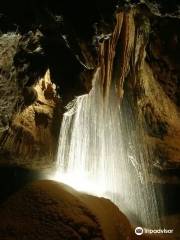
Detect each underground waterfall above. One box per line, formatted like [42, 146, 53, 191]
[1, 2, 180, 239]
[52, 67, 161, 228]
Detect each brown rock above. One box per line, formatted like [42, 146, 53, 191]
[0, 180, 132, 240]
[0, 70, 62, 168]
[0, 33, 20, 133]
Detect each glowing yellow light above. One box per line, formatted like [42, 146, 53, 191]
[48, 170, 106, 197]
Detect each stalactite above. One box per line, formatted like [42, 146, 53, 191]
[116, 12, 135, 97]
[99, 12, 124, 98]
[98, 11, 135, 99]
[130, 13, 150, 92]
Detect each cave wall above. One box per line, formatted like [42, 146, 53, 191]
[0, 70, 61, 168]
[132, 11, 180, 183]
[0, 34, 20, 133]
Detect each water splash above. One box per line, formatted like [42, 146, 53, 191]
[53, 69, 160, 228]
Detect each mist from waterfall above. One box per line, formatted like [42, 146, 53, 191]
[55, 69, 160, 228]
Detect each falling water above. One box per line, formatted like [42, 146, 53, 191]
[55, 68, 160, 228]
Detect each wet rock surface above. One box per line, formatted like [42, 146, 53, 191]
[0, 180, 132, 240]
[0, 70, 61, 168]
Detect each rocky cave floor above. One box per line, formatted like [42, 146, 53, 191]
[0, 167, 180, 240]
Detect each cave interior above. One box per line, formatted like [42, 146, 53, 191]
[0, 1, 180, 239]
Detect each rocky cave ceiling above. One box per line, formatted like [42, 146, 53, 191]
[0, 0, 180, 184]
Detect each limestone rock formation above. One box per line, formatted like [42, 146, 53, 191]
[0, 33, 20, 133]
[130, 12, 180, 183]
[0, 180, 133, 240]
[0, 70, 61, 168]
[138, 63, 180, 174]
[0, 180, 176, 240]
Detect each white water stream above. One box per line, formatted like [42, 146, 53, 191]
[52, 69, 160, 227]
